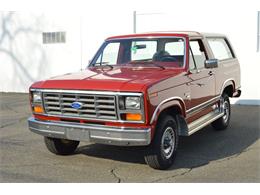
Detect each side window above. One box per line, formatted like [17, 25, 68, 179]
[207, 38, 234, 60]
[189, 40, 207, 69]
[96, 42, 120, 65]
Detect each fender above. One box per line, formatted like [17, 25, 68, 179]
[150, 97, 186, 125]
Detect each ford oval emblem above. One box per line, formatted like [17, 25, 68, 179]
[71, 102, 83, 109]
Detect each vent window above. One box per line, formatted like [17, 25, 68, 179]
[42, 32, 66, 44]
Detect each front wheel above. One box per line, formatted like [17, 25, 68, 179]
[144, 115, 179, 170]
[44, 137, 79, 155]
[212, 93, 231, 130]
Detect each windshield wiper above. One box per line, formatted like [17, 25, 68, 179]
[92, 62, 114, 70]
[101, 64, 114, 70]
[129, 61, 165, 70]
[92, 61, 110, 66]
[150, 63, 165, 70]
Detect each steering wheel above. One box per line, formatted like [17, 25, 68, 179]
[160, 55, 177, 62]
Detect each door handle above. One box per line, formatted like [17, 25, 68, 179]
[208, 71, 214, 76]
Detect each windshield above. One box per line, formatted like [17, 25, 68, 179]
[89, 37, 186, 68]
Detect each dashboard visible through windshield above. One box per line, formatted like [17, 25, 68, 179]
[89, 37, 186, 68]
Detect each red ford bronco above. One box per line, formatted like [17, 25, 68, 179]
[28, 31, 241, 169]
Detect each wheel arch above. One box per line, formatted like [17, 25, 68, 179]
[221, 79, 235, 97]
[150, 98, 189, 136]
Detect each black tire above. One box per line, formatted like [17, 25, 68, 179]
[211, 93, 231, 130]
[144, 115, 179, 170]
[44, 137, 79, 155]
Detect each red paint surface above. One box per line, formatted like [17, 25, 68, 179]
[31, 66, 184, 93]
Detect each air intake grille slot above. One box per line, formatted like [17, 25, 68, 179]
[42, 92, 117, 120]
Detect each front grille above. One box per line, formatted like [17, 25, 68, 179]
[42, 92, 117, 120]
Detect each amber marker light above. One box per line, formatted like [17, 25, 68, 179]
[34, 105, 44, 113]
[126, 113, 142, 121]
[149, 92, 158, 98]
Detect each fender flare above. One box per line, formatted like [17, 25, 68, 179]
[150, 97, 186, 125]
[220, 79, 235, 96]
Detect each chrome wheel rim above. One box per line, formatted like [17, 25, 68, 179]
[161, 127, 175, 159]
[223, 101, 230, 123]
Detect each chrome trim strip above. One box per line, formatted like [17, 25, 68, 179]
[150, 96, 186, 125]
[30, 88, 143, 96]
[188, 112, 224, 135]
[90, 135, 148, 142]
[186, 96, 220, 117]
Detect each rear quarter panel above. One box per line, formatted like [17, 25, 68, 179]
[204, 36, 241, 95]
[215, 58, 241, 95]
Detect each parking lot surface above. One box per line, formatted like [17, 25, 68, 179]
[0, 93, 259, 182]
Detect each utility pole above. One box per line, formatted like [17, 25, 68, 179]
[80, 13, 83, 70]
[133, 11, 136, 33]
[257, 11, 260, 52]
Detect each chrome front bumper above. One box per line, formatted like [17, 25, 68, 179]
[28, 117, 151, 146]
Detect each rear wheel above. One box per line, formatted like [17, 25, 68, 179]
[212, 93, 231, 130]
[44, 137, 79, 155]
[144, 115, 178, 170]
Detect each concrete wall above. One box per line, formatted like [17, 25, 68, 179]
[0, 7, 259, 104]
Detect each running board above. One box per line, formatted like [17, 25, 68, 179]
[188, 110, 224, 135]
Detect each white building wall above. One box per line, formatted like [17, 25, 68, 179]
[0, 7, 259, 104]
[0, 12, 81, 92]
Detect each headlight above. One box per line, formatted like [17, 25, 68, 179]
[125, 96, 141, 110]
[32, 92, 42, 103]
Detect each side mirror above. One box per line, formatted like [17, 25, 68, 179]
[205, 59, 218, 69]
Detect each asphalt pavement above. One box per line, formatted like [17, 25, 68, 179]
[0, 93, 259, 182]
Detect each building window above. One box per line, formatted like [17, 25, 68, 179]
[42, 32, 66, 44]
[257, 11, 260, 52]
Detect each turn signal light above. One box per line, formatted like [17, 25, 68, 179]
[34, 106, 44, 113]
[126, 113, 142, 121]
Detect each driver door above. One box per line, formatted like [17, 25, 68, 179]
[187, 39, 216, 119]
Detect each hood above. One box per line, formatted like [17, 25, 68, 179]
[31, 65, 184, 92]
